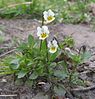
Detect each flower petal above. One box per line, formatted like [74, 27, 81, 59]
[48, 41, 51, 48]
[48, 9, 55, 16]
[37, 27, 41, 36]
[43, 11, 48, 20]
[52, 39, 58, 47]
[42, 26, 49, 34]
[49, 47, 57, 53]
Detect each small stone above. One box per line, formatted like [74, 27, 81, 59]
[1, 78, 7, 82]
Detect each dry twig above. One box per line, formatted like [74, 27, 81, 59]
[0, 49, 16, 58]
[71, 85, 95, 92]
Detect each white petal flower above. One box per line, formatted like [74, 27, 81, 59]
[48, 41, 51, 48]
[48, 9, 55, 16]
[37, 26, 49, 40]
[52, 39, 58, 48]
[48, 39, 58, 53]
[43, 9, 55, 24]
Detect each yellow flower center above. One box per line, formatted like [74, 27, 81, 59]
[47, 16, 53, 21]
[41, 33, 47, 38]
[51, 46, 56, 51]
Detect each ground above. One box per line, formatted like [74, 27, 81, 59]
[0, 19, 95, 99]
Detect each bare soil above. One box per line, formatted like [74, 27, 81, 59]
[0, 19, 95, 99]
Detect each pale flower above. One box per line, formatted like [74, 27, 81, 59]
[37, 26, 49, 40]
[48, 39, 58, 53]
[43, 9, 55, 24]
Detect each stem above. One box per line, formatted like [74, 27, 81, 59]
[41, 12, 44, 26]
[67, 1, 71, 10]
[45, 39, 49, 76]
[45, 39, 49, 62]
[40, 11, 44, 51]
[40, 40, 42, 51]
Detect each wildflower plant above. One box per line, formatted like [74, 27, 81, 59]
[1, 9, 91, 98]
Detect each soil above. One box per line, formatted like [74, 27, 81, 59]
[0, 19, 95, 99]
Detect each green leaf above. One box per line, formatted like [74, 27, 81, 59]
[63, 36, 75, 47]
[54, 86, 66, 96]
[0, 71, 15, 75]
[71, 55, 81, 64]
[81, 51, 91, 62]
[17, 70, 27, 78]
[25, 79, 33, 87]
[28, 34, 34, 47]
[17, 43, 28, 51]
[41, 40, 47, 53]
[54, 70, 67, 79]
[36, 65, 44, 75]
[29, 72, 38, 80]
[49, 52, 58, 61]
[15, 79, 23, 86]
[48, 62, 57, 75]
[49, 62, 57, 68]
[58, 61, 68, 74]
[10, 59, 20, 70]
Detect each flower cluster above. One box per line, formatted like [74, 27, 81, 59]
[37, 9, 58, 53]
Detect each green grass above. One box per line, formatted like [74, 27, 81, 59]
[0, 0, 95, 24]
[0, 0, 25, 8]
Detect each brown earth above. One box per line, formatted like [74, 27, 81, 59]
[0, 19, 95, 47]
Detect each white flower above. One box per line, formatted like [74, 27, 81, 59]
[48, 39, 58, 53]
[43, 9, 55, 24]
[37, 26, 49, 40]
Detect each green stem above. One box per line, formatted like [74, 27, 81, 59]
[40, 40, 42, 51]
[40, 11, 44, 51]
[45, 39, 49, 62]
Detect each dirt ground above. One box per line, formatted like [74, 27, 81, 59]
[0, 19, 95, 99]
[0, 19, 95, 47]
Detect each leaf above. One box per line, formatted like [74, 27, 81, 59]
[15, 79, 23, 86]
[25, 79, 33, 87]
[17, 70, 27, 78]
[29, 72, 38, 80]
[10, 59, 20, 70]
[28, 34, 34, 47]
[36, 65, 44, 75]
[81, 51, 91, 62]
[59, 61, 68, 73]
[49, 52, 58, 61]
[17, 43, 28, 51]
[54, 86, 66, 96]
[49, 62, 57, 68]
[72, 55, 81, 64]
[0, 71, 15, 75]
[54, 70, 67, 79]
[41, 40, 47, 53]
